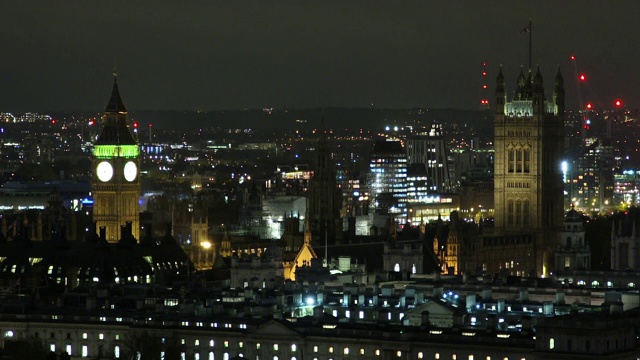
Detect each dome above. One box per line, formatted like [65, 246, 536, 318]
[565, 208, 581, 223]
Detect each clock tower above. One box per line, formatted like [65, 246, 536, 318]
[91, 72, 141, 243]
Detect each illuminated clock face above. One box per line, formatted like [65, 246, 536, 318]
[123, 161, 138, 182]
[96, 161, 113, 182]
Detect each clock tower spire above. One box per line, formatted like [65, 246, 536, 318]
[92, 73, 141, 243]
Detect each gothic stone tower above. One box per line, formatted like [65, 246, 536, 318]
[308, 124, 343, 245]
[91, 73, 141, 242]
[493, 66, 564, 276]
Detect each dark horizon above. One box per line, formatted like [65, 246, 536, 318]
[1, 1, 639, 112]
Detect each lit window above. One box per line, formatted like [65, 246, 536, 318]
[418, 352, 423, 359]
[4, 331, 14, 337]
[66, 344, 72, 355]
[313, 346, 318, 352]
[549, 338, 555, 350]
[344, 348, 349, 355]
[99, 334, 104, 340]
[274, 344, 279, 351]
[435, 353, 439, 359]
[239, 342, 243, 348]
[329, 346, 334, 353]
[376, 349, 380, 356]
[469, 356, 474, 360]
[397, 351, 402, 357]
[114, 345, 120, 358]
[224, 341, 229, 348]
[195, 340, 200, 346]
[82, 333, 88, 339]
[210, 340, 215, 347]
[82, 345, 88, 357]
[360, 349, 365, 355]
[256, 343, 260, 350]
[291, 344, 296, 352]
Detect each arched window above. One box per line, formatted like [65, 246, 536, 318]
[394, 263, 400, 272]
[549, 338, 555, 350]
[412, 264, 417, 274]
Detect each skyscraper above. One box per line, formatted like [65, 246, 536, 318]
[406, 123, 452, 194]
[492, 66, 565, 276]
[369, 140, 407, 215]
[91, 73, 141, 242]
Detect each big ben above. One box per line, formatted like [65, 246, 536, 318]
[92, 72, 140, 243]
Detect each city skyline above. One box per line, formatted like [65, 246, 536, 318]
[1, 1, 639, 112]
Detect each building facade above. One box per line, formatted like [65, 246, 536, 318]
[492, 66, 565, 276]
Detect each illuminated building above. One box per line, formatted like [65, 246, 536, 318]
[573, 138, 614, 213]
[405, 163, 429, 204]
[91, 73, 141, 242]
[614, 169, 640, 207]
[491, 66, 565, 276]
[406, 123, 452, 194]
[368, 140, 407, 215]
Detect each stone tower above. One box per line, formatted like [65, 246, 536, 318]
[493, 66, 565, 276]
[308, 122, 343, 245]
[91, 73, 141, 242]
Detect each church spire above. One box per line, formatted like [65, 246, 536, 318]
[105, 70, 127, 114]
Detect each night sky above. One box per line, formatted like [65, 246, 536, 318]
[1, 1, 639, 112]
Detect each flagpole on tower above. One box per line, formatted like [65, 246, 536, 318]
[521, 20, 532, 69]
[528, 19, 532, 70]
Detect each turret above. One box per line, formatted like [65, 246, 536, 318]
[515, 66, 526, 100]
[495, 65, 506, 114]
[532, 65, 544, 114]
[553, 66, 565, 115]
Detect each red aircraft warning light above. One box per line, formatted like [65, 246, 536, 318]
[570, 55, 576, 61]
[579, 74, 586, 81]
[586, 103, 592, 110]
[133, 121, 139, 128]
[615, 99, 623, 107]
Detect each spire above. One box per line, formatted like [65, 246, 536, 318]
[105, 71, 127, 113]
[534, 65, 543, 82]
[515, 66, 526, 100]
[495, 65, 505, 114]
[554, 66, 565, 115]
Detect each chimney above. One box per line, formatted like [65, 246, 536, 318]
[482, 288, 492, 301]
[313, 305, 324, 319]
[466, 294, 477, 310]
[420, 311, 430, 327]
[519, 288, 529, 302]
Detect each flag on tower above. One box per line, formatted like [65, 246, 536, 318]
[521, 25, 531, 33]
